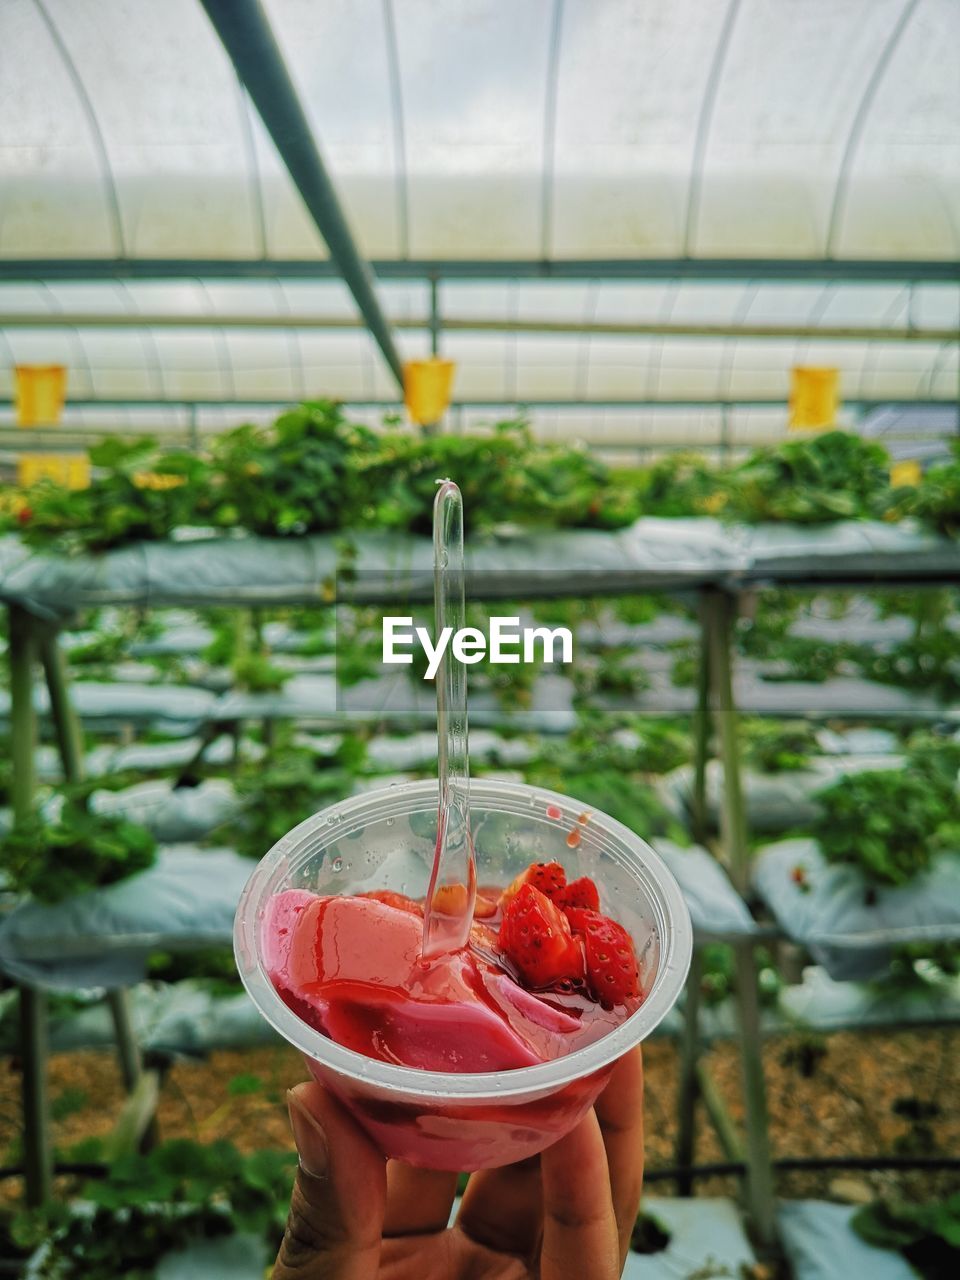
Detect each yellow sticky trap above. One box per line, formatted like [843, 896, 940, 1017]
[134, 472, 186, 490]
[18, 453, 90, 490]
[15, 365, 67, 427]
[403, 358, 456, 426]
[789, 367, 839, 431]
[890, 459, 922, 488]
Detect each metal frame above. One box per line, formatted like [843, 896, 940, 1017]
[198, 0, 404, 390]
[4, 258, 959, 282]
[539, 0, 565, 259]
[0, 395, 950, 412]
[380, 0, 410, 260]
[31, 0, 126, 256]
[825, 0, 922, 255]
[682, 0, 742, 254]
[3, 313, 955, 342]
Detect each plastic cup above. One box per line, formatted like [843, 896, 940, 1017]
[235, 778, 692, 1171]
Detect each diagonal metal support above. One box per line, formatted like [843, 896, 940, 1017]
[199, 0, 404, 390]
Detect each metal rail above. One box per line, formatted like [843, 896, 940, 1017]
[197, 0, 404, 389]
[3, 257, 959, 282]
[3, 313, 956, 342]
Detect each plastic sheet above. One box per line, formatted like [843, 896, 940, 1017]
[623, 1197, 756, 1280]
[661, 755, 904, 834]
[0, 679, 217, 729]
[778, 1201, 917, 1280]
[0, 847, 251, 990]
[0, 779, 240, 844]
[753, 838, 960, 980]
[365, 729, 536, 772]
[0, 980, 277, 1057]
[736, 518, 960, 584]
[781, 965, 960, 1033]
[652, 840, 757, 941]
[0, 522, 749, 623]
[156, 1235, 269, 1280]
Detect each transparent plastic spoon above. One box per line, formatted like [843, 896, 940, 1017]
[421, 478, 477, 960]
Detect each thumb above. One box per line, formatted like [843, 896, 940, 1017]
[274, 1082, 387, 1279]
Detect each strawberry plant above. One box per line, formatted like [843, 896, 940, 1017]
[812, 736, 960, 887]
[228, 740, 363, 859]
[16, 439, 212, 553]
[741, 719, 820, 772]
[211, 400, 376, 536]
[853, 1193, 960, 1279]
[627, 452, 726, 518]
[724, 430, 892, 524]
[898, 441, 960, 537]
[361, 419, 634, 534]
[0, 792, 156, 902]
[7, 1139, 297, 1280]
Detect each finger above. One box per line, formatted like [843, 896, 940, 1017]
[540, 1110, 620, 1280]
[595, 1048, 645, 1267]
[275, 1082, 386, 1280]
[383, 1163, 459, 1237]
[456, 1155, 543, 1258]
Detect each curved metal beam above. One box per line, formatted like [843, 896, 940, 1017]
[117, 281, 168, 399]
[32, 0, 126, 256]
[198, 0, 404, 388]
[825, 0, 921, 256]
[682, 0, 742, 255]
[235, 79, 269, 257]
[381, 0, 410, 259]
[540, 0, 565, 259]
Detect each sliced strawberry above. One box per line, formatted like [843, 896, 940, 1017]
[498, 884, 584, 991]
[430, 883, 470, 915]
[558, 876, 600, 913]
[499, 860, 567, 910]
[564, 908, 639, 1007]
[357, 890, 424, 917]
[473, 892, 499, 919]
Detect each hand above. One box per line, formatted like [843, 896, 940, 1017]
[274, 1047, 643, 1279]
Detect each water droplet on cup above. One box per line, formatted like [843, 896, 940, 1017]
[331, 856, 343, 873]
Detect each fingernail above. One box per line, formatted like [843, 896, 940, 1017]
[287, 1090, 329, 1180]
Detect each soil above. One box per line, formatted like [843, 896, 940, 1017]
[2, 1025, 957, 1208]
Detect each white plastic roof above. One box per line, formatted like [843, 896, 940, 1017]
[0, 0, 958, 443]
[3, 0, 959, 261]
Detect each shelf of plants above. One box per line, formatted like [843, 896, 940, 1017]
[3, 414, 960, 1259]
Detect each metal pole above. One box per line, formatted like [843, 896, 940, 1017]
[734, 938, 777, 1247]
[9, 607, 51, 1207]
[10, 608, 37, 822]
[675, 947, 703, 1194]
[199, 0, 404, 390]
[429, 277, 440, 357]
[105, 990, 145, 1096]
[705, 591, 749, 891]
[704, 589, 777, 1246]
[691, 593, 712, 844]
[37, 627, 148, 1117]
[38, 628, 85, 785]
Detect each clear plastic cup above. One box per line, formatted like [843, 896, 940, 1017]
[234, 778, 692, 1171]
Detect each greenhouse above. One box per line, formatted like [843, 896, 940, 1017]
[1, 1, 959, 1278]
